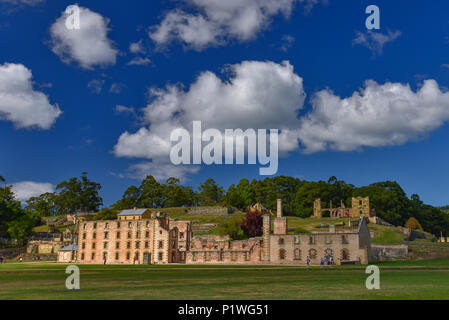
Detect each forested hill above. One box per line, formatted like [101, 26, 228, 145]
[109, 175, 449, 237]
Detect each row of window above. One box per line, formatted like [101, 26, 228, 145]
[277, 235, 349, 246]
[80, 251, 164, 261]
[82, 231, 185, 241]
[84, 221, 153, 230]
[278, 248, 350, 260]
[192, 251, 250, 262]
[81, 240, 164, 250]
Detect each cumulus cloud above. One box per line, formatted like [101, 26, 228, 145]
[114, 60, 449, 180]
[114, 60, 306, 161]
[0, 63, 61, 129]
[353, 30, 402, 55]
[127, 161, 200, 182]
[12, 181, 54, 202]
[50, 6, 118, 69]
[149, 0, 321, 50]
[298, 79, 449, 153]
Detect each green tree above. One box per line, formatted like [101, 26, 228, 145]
[198, 178, 224, 205]
[218, 218, 245, 240]
[7, 211, 40, 245]
[96, 208, 119, 220]
[25, 192, 60, 217]
[56, 172, 103, 214]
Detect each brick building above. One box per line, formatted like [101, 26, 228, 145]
[71, 200, 373, 266]
[76, 212, 191, 264]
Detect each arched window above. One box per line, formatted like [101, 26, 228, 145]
[279, 249, 286, 260]
[309, 249, 317, 259]
[278, 238, 285, 245]
[294, 248, 301, 260]
[325, 248, 333, 257]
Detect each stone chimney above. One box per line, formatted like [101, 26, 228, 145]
[277, 199, 282, 218]
[274, 199, 287, 235]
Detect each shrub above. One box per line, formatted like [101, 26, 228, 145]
[405, 217, 424, 231]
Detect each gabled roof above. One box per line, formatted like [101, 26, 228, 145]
[59, 244, 78, 252]
[118, 209, 148, 216]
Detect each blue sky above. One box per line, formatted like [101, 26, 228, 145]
[1, 0, 449, 207]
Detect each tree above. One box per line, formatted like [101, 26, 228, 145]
[140, 175, 165, 208]
[198, 178, 224, 206]
[7, 211, 40, 245]
[56, 172, 103, 214]
[240, 210, 263, 238]
[218, 218, 245, 240]
[96, 208, 119, 220]
[405, 217, 423, 231]
[112, 185, 141, 210]
[25, 193, 60, 217]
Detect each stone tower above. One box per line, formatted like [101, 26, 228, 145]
[262, 214, 271, 261]
[313, 198, 322, 218]
[273, 199, 287, 235]
[352, 197, 370, 218]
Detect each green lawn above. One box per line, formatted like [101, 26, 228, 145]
[1, 259, 449, 300]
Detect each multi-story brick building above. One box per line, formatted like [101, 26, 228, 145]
[72, 200, 373, 266]
[76, 212, 191, 264]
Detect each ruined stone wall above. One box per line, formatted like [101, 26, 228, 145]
[269, 232, 363, 265]
[352, 197, 370, 218]
[371, 244, 408, 261]
[188, 207, 232, 215]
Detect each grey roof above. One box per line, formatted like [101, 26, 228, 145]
[59, 244, 78, 252]
[118, 209, 148, 216]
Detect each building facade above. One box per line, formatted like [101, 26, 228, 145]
[76, 212, 191, 264]
[71, 200, 373, 266]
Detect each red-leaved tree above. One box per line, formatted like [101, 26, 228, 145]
[240, 210, 263, 238]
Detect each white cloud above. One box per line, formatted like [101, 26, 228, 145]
[127, 160, 200, 182]
[87, 79, 104, 94]
[115, 105, 136, 116]
[298, 79, 449, 153]
[280, 34, 295, 52]
[0, 63, 61, 129]
[12, 181, 54, 202]
[129, 40, 145, 54]
[114, 60, 306, 161]
[353, 30, 402, 55]
[149, 0, 320, 51]
[50, 6, 118, 69]
[0, 0, 43, 6]
[127, 57, 151, 66]
[109, 83, 125, 94]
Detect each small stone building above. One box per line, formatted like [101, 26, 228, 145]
[58, 244, 78, 263]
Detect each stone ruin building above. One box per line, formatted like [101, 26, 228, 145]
[313, 197, 376, 219]
[70, 200, 373, 266]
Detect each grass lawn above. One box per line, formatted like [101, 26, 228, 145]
[1, 259, 449, 300]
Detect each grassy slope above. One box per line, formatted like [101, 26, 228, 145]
[1, 259, 449, 299]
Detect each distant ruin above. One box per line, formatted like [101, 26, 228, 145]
[313, 197, 376, 219]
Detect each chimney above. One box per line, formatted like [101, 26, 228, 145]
[277, 199, 282, 218]
[133, 207, 137, 211]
